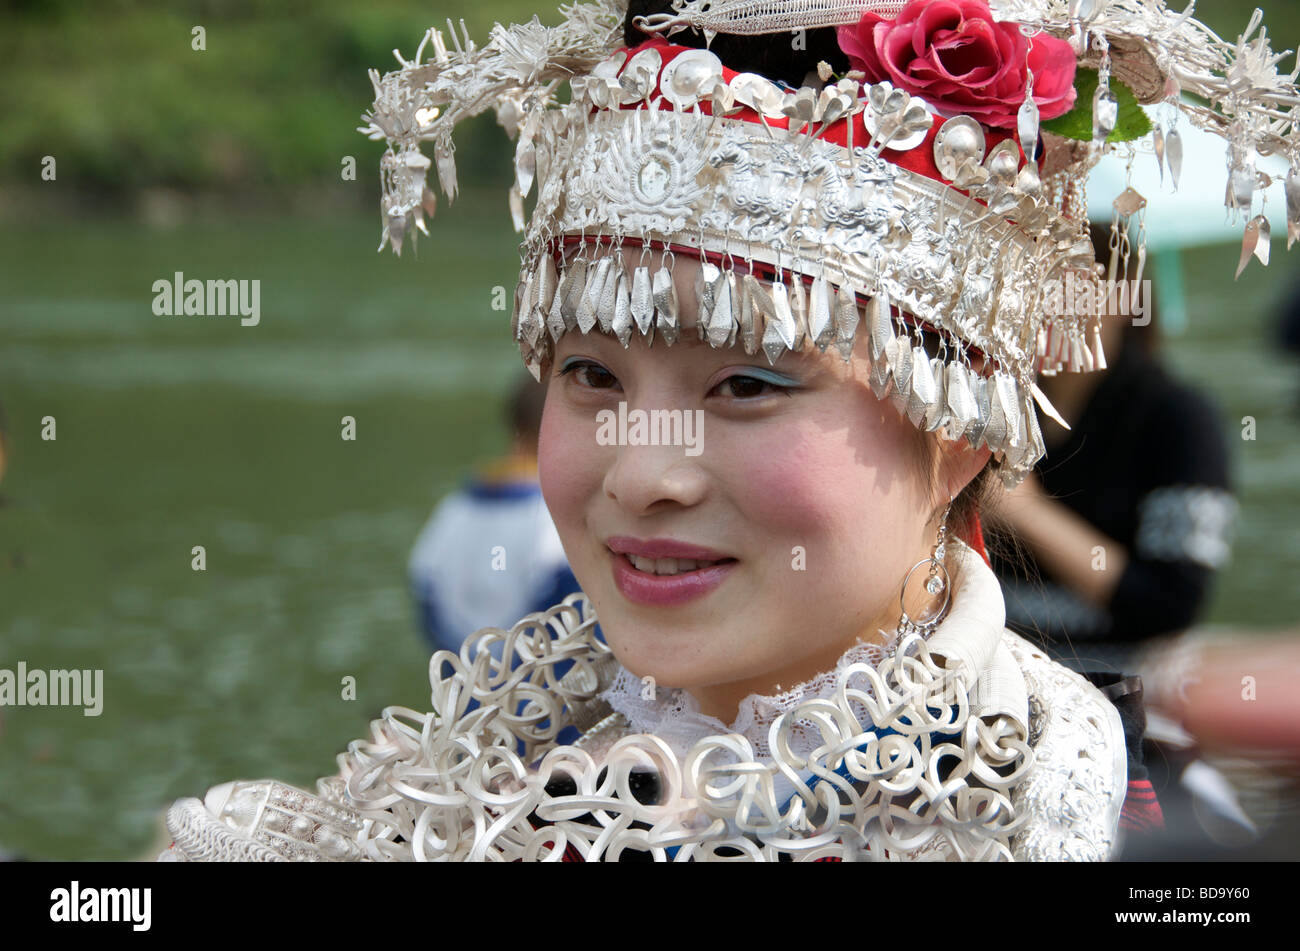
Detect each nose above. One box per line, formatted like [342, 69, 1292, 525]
[602, 439, 709, 516]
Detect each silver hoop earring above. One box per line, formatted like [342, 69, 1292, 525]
[892, 498, 954, 649]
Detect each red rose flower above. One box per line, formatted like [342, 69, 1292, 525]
[837, 0, 1076, 130]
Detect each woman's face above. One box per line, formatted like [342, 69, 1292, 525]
[538, 251, 986, 721]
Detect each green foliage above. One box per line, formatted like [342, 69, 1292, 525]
[0, 0, 554, 193]
[1041, 68, 1152, 143]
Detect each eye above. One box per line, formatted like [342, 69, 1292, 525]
[712, 372, 795, 400]
[557, 358, 620, 391]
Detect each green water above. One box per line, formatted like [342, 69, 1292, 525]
[1, 211, 1298, 859]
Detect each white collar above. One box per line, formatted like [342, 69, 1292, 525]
[598, 537, 1027, 761]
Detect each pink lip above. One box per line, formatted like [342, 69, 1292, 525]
[606, 537, 738, 607]
[606, 536, 733, 561]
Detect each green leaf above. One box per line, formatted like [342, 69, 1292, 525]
[1041, 68, 1152, 143]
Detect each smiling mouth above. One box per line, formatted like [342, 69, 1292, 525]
[621, 553, 738, 576]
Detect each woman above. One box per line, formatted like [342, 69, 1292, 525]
[158, 0, 1299, 861]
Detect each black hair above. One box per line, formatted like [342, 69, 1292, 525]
[624, 0, 850, 88]
[507, 372, 547, 447]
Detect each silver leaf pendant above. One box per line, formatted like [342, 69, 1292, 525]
[708, 270, 736, 349]
[578, 258, 609, 334]
[1017, 72, 1039, 160]
[533, 254, 558, 342]
[695, 262, 721, 341]
[508, 184, 525, 233]
[596, 260, 620, 334]
[1166, 127, 1183, 191]
[996, 373, 1024, 449]
[867, 291, 892, 364]
[519, 271, 542, 348]
[867, 349, 891, 400]
[1092, 84, 1118, 142]
[1153, 125, 1165, 186]
[762, 281, 795, 365]
[944, 363, 978, 440]
[742, 275, 771, 356]
[560, 259, 588, 333]
[1228, 165, 1255, 217]
[768, 280, 797, 352]
[1285, 165, 1300, 250]
[808, 276, 834, 350]
[612, 270, 634, 347]
[512, 274, 530, 343]
[514, 136, 536, 198]
[787, 277, 808, 352]
[653, 266, 680, 345]
[1236, 215, 1264, 279]
[834, 283, 862, 362]
[630, 265, 655, 337]
[967, 374, 991, 450]
[905, 346, 936, 427]
[983, 375, 1009, 452]
[923, 356, 948, 432]
[885, 336, 913, 418]
[548, 266, 569, 342]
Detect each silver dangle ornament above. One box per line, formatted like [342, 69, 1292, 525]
[577, 257, 609, 334]
[905, 344, 936, 428]
[695, 261, 721, 342]
[612, 269, 635, 347]
[886, 336, 914, 418]
[1092, 43, 1117, 145]
[741, 274, 770, 357]
[1166, 126, 1183, 190]
[596, 257, 620, 334]
[559, 258, 588, 334]
[967, 374, 991, 450]
[1236, 214, 1271, 279]
[763, 276, 797, 365]
[1227, 148, 1256, 220]
[1152, 124, 1165, 186]
[547, 264, 569, 342]
[1287, 165, 1300, 251]
[653, 264, 680, 345]
[528, 254, 556, 348]
[944, 363, 978, 441]
[630, 264, 655, 339]
[1092, 78, 1118, 143]
[1017, 68, 1040, 161]
[808, 275, 835, 351]
[924, 355, 948, 432]
[707, 269, 737, 350]
[1112, 180, 1148, 311]
[834, 282, 862, 363]
[892, 500, 953, 649]
[788, 274, 808, 352]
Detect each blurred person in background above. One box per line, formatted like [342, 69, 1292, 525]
[988, 221, 1253, 856]
[408, 373, 580, 655]
[988, 221, 1236, 677]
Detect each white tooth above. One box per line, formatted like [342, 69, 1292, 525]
[630, 554, 655, 573]
[655, 558, 675, 575]
[677, 559, 699, 572]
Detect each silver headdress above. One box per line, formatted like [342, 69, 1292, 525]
[360, 0, 1300, 484]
